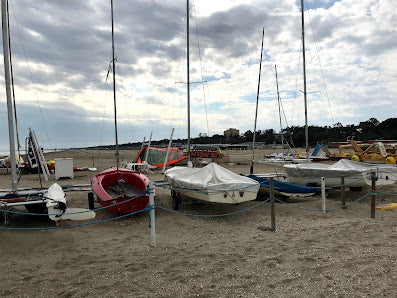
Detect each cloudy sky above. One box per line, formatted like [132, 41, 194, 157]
[1, 0, 396, 151]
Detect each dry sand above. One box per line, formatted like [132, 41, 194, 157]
[0, 149, 396, 297]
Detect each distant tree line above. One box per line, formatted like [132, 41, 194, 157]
[240, 118, 397, 147]
[89, 118, 397, 150]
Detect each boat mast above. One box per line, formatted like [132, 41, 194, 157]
[250, 28, 264, 175]
[111, 0, 119, 172]
[301, 0, 309, 159]
[2, 0, 17, 191]
[275, 64, 285, 159]
[186, 0, 191, 162]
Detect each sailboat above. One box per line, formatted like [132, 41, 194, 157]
[164, 0, 259, 209]
[91, 0, 151, 214]
[0, 0, 94, 223]
[248, 29, 315, 197]
[279, 1, 397, 189]
[0, 0, 53, 215]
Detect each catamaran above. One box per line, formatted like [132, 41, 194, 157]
[0, 0, 94, 223]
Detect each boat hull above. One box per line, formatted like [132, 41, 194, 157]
[91, 168, 151, 213]
[173, 187, 258, 204]
[165, 163, 259, 204]
[248, 175, 316, 197]
[283, 159, 397, 187]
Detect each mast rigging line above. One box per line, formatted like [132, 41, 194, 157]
[6, 0, 20, 154]
[7, 0, 52, 150]
[250, 27, 264, 175]
[192, 0, 211, 137]
[306, 6, 334, 125]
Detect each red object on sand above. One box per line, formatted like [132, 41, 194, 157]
[91, 168, 151, 213]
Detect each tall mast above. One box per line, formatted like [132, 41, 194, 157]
[301, 0, 309, 159]
[186, 0, 191, 161]
[275, 64, 285, 159]
[250, 28, 264, 175]
[111, 0, 119, 172]
[2, 0, 17, 191]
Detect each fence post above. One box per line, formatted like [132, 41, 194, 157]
[341, 177, 346, 209]
[148, 180, 156, 247]
[270, 177, 276, 232]
[371, 171, 376, 219]
[321, 177, 326, 213]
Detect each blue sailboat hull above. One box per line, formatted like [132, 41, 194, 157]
[248, 175, 316, 196]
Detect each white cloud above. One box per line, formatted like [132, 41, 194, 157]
[1, 0, 396, 149]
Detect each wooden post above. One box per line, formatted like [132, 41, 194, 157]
[270, 177, 276, 232]
[321, 177, 326, 213]
[148, 181, 156, 247]
[371, 171, 376, 219]
[341, 177, 346, 209]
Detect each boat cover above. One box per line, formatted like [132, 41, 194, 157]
[284, 159, 397, 178]
[165, 163, 259, 192]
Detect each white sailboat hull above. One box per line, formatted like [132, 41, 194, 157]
[174, 187, 259, 204]
[283, 159, 397, 187]
[166, 163, 260, 205]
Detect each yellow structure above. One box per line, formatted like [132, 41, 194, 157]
[340, 140, 397, 164]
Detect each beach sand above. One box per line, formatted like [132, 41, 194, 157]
[0, 149, 396, 297]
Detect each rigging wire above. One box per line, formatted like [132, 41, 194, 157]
[99, 67, 111, 148]
[293, 41, 302, 126]
[120, 84, 135, 143]
[112, 32, 135, 144]
[8, 1, 53, 150]
[192, 0, 211, 137]
[279, 90, 297, 151]
[172, 8, 189, 141]
[6, 0, 20, 154]
[307, 3, 334, 124]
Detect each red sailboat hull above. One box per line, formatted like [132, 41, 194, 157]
[91, 168, 151, 213]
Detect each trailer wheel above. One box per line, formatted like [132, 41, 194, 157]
[171, 190, 180, 210]
[349, 187, 363, 192]
[88, 192, 95, 210]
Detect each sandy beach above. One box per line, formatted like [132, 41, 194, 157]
[0, 149, 396, 297]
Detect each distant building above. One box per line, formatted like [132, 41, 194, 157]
[224, 128, 239, 138]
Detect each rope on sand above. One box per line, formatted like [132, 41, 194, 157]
[0, 198, 269, 230]
[0, 208, 147, 230]
[153, 182, 259, 194]
[155, 199, 270, 217]
[275, 192, 371, 212]
[377, 191, 397, 196]
[312, 176, 368, 190]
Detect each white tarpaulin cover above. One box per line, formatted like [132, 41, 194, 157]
[165, 163, 259, 192]
[284, 159, 397, 178]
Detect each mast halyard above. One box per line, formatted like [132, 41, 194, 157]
[2, 0, 17, 191]
[111, 0, 119, 173]
[250, 27, 265, 175]
[301, 0, 309, 159]
[186, 0, 191, 162]
[275, 64, 285, 159]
